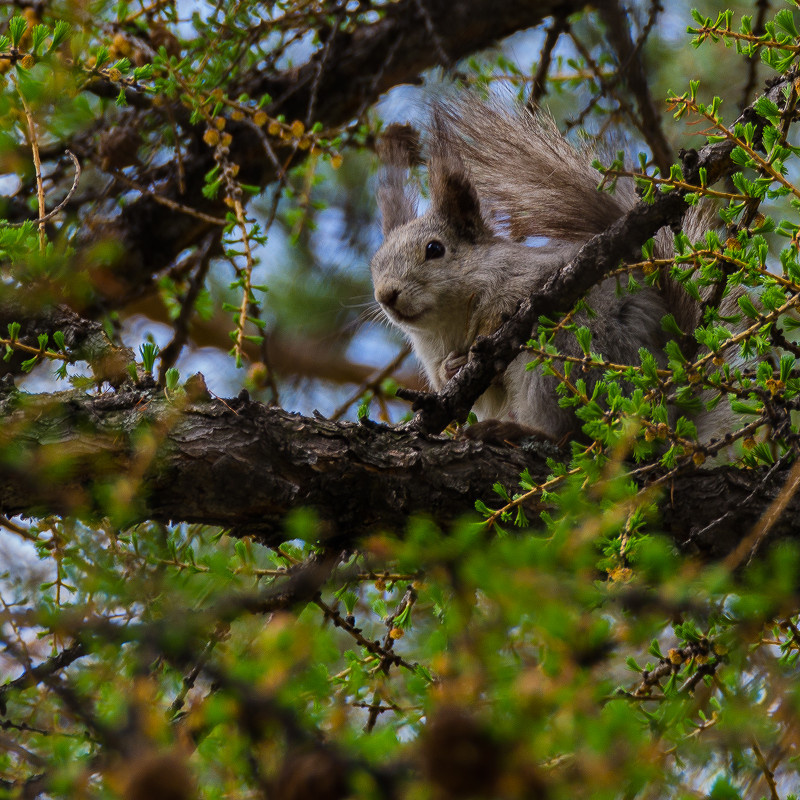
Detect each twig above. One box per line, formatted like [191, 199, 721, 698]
[313, 595, 419, 674]
[16, 80, 46, 252]
[597, 0, 672, 175]
[739, 0, 770, 110]
[168, 621, 229, 716]
[687, 452, 791, 546]
[158, 234, 216, 382]
[724, 458, 800, 570]
[304, 3, 343, 127]
[751, 738, 781, 800]
[0, 641, 88, 710]
[331, 345, 412, 421]
[108, 168, 229, 226]
[527, 15, 569, 112]
[8, 150, 82, 228]
[413, 0, 451, 69]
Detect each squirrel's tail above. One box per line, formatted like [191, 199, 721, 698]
[432, 97, 633, 242]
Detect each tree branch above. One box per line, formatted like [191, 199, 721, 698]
[0, 382, 798, 557]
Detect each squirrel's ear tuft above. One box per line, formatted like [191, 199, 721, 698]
[428, 103, 490, 241]
[377, 123, 421, 235]
[430, 164, 490, 242]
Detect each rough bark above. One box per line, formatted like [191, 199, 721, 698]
[1, 381, 798, 558]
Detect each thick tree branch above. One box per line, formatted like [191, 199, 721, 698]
[0, 382, 798, 557]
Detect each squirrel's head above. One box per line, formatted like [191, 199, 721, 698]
[371, 122, 492, 332]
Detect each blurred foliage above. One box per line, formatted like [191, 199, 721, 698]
[2, 1, 800, 799]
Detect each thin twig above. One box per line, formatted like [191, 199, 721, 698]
[16, 80, 46, 252]
[751, 739, 781, 800]
[739, 0, 770, 110]
[724, 458, 800, 570]
[8, 150, 82, 228]
[597, 0, 671, 174]
[331, 344, 412, 421]
[527, 15, 569, 112]
[158, 234, 216, 382]
[413, 0, 450, 69]
[108, 168, 229, 226]
[168, 622, 229, 716]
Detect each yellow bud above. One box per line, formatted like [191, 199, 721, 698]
[113, 34, 132, 56]
[694, 652, 709, 665]
[220, 132, 232, 147]
[644, 427, 656, 442]
[203, 128, 220, 146]
[231, 110, 245, 121]
[668, 649, 683, 665]
[765, 378, 784, 396]
[290, 120, 304, 138]
[743, 437, 756, 450]
[725, 237, 741, 251]
[374, 578, 386, 591]
[224, 196, 236, 208]
[330, 153, 343, 170]
[608, 566, 632, 583]
[713, 642, 728, 656]
[297, 137, 311, 150]
[692, 450, 706, 466]
[712, 354, 724, 366]
[20, 54, 35, 70]
[389, 627, 404, 639]
[214, 116, 226, 130]
[229, 162, 240, 177]
[246, 362, 268, 386]
[253, 111, 268, 126]
[107, 67, 121, 82]
[267, 121, 281, 136]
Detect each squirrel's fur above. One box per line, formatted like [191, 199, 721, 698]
[370, 97, 713, 441]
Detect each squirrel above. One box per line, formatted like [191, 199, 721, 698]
[370, 97, 718, 443]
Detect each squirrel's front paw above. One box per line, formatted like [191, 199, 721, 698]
[441, 351, 468, 382]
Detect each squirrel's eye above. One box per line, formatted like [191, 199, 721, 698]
[425, 240, 445, 260]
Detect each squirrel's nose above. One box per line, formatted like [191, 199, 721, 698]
[376, 287, 400, 308]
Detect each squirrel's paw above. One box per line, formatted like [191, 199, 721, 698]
[441, 351, 469, 382]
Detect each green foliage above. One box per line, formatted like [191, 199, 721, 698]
[3, 1, 800, 798]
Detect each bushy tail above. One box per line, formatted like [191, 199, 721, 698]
[432, 97, 633, 242]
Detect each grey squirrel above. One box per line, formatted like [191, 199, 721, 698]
[370, 97, 713, 443]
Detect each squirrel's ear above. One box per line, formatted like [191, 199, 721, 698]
[377, 123, 421, 235]
[429, 166, 490, 242]
[428, 104, 489, 241]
